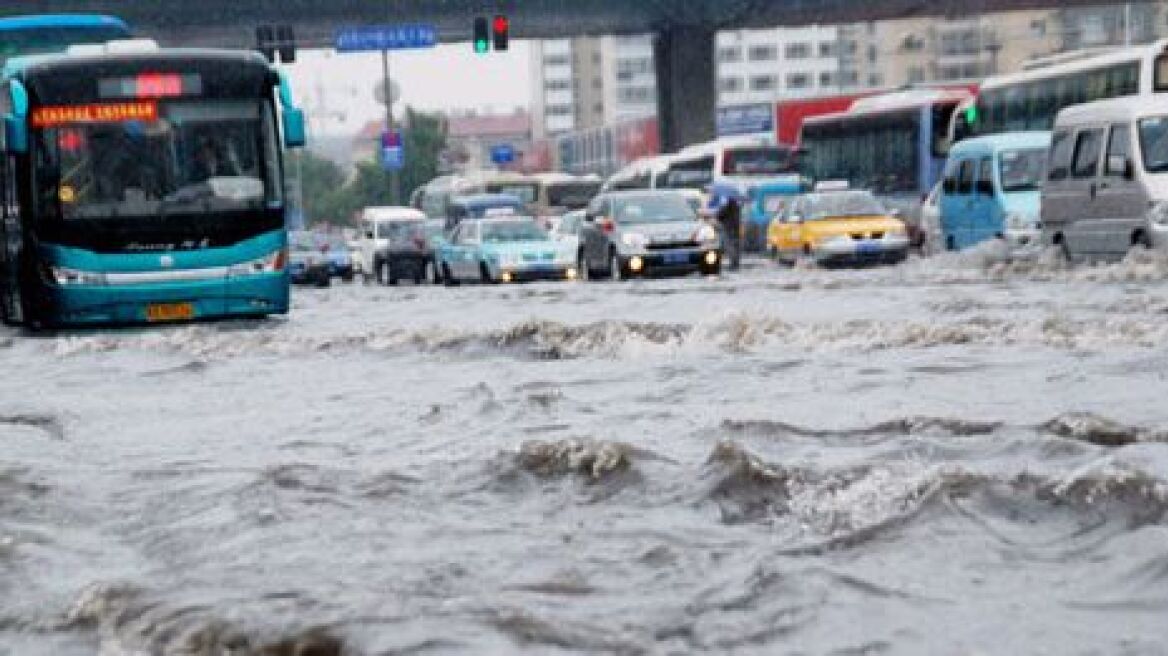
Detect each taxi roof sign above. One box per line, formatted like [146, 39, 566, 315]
[813, 180, 850, 192]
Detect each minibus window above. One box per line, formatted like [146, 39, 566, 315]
[1048, 130, 1072, 181]
[957, 160, 975, 194]
[1105, 125, 1131, 177]
[1156, 54, 1168, 92]
[1138, 116, 1168, 173]
[1071, 129, 1103, 179]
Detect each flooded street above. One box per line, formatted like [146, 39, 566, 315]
[4, 251, 1168, 655]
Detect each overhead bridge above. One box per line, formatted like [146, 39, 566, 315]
[0, 0, 1108, 150]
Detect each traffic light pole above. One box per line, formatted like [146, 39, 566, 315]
[382, 48, 400, 204]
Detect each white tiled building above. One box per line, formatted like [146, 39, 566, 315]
[715, 26, 848, 104]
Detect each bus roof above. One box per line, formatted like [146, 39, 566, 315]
[1055, 94, 1168, 126]
[0, 14, 129, 31]
[949, 131, 1051, 155]
[803, 87, 973, 126]
[4, 46, 273, 78]
[675, 134, 778, 158]
[980, 39, 1168, 91]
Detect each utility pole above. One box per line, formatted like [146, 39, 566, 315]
[381, 48, 400, 205]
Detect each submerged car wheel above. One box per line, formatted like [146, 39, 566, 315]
[578, 251, 591, 282]
[480, 262, 495, 284]
[425, 260, 441, 285]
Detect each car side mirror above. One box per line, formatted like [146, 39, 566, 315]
[282, 108, 306, 148]
[976, 180, 994, 196]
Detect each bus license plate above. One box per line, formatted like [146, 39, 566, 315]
[146, 302, 194, 322]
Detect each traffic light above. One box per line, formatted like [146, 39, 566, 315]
[473, 17, 489, 54]
[256, 24, 295, 63]
[492, 15, 509, 51]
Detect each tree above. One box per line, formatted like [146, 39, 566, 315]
[295, 107, 447, 226]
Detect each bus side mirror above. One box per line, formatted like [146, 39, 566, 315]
[282, 108, 306, 148]
[3, 116, 27, 154]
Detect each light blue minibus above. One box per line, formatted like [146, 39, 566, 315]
[938, 131, 1050, 253]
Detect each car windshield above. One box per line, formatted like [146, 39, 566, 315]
[486, 183, 538, 204]
[1139, 116, 1168, 173]
[999, 148, 1047, 192]
[289, 231, 320, 252]
[613, 194, 695, 224]
[805, 191, 885, 220]
[385, 221, 424, 241]
[481, 220, 548, 242]
[34, 100, 280, 221]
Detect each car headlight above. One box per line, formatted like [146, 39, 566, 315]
[228, 248, 287, 277]
[1149, 202, 1168, 226]
[46, 264, 107, 286]
[695, 224, 719, 243]
[621, 232, 648, 249]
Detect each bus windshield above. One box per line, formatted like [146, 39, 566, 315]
[999, 148, 1047, 192]
[546, 181, 600, 209]
[723, 147, 796, 176]
[34, 100, 281, 221]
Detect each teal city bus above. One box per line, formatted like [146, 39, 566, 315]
[0, 14, 132, 65]
[0, 40, 306, 328]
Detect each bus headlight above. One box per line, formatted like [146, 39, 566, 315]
[228, 248, 286, 277]
[46, 265, 107, 286]
[1149, 202, 1168, 226]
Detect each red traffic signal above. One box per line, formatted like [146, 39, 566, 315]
[492, 14, 509, 51]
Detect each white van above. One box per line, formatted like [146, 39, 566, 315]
[354, 206, 427, 278]
[1043, 96, 1168, 261]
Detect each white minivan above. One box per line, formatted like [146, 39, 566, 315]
[1042, 96, 1168, 261]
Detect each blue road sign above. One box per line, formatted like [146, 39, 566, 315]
[380, 129, 404, 171]
[716, 103, 774, 137]
[336, 24, 437, 52]
[490, 144, 515, 165]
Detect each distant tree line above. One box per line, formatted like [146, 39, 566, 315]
[298, 107, 447, 227]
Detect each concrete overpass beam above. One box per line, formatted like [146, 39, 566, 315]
[653, 25, 716, 153]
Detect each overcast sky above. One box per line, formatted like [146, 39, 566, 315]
[282, 41, 533, 137]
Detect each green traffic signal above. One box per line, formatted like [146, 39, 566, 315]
[964, 104, 979, 124]
[473, 16, 489, 54]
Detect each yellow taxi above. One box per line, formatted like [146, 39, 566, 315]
[767, 187, 909, 266]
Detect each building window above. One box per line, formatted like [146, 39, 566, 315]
[786, 73, 811, 90]
[750, 75, 777, 92]
[784, 43, 811, 59]
[719, 77, 744, 93]
[748, 45, 778, 61]
[592, 77, 603, 90]
[902, 35, 925, 51]
[819, 42, 835, 58]
[868, 73, 884, 88]
[547, 105, 573, 117]
[840, 40, 858, 57]
[867, 44, 878, 63]
[544, 55, 571, 67]
[839, 70, 859, 87]
[592, 52, 602, 65]
[617, 86, 654, 104]
[546, 79, 572, 92]
[907, 66, 925, 83]
[1030, 19, 1047, 37]
[819, 71, 835, 87]
[718, 46, 742, 63]
[594, 103, 604, 115]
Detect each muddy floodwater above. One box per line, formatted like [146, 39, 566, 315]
[3, 249, 1168, 655]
